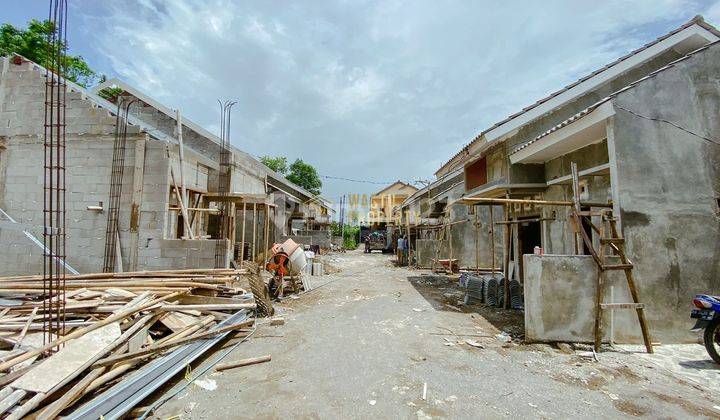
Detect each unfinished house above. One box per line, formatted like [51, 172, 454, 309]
[0, 55, 331, 276]
[430, 16, 720, 343]
[397, 167, 504, 272]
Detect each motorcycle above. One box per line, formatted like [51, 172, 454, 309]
[690, 294, 720, 363]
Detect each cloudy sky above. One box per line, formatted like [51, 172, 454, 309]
[5, 1, 720, 202]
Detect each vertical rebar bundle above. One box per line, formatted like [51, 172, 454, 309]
[214, 100, 236, 268]
[102, 99, 136, 272]
[43, 0, 68, 346]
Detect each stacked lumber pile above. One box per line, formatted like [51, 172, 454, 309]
[0, 268, 268, 419]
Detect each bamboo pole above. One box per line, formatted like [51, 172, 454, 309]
[252, 203, 257, 261]
[175, 109, 189, 210]
[240, 202, 247, 263]
[169, 166, 194, 239]
[459, 197, 612, 208]
[263, 204, 270, 264]
[490, 205, 495, 274]
[474, 205, 480, 273]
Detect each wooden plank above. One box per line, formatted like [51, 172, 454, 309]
[10, 322, 121, 393]
[159, 312, 197, 332]
[0, 291, 183, 372]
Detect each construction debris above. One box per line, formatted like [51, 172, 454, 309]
[0, 268, 274, 418]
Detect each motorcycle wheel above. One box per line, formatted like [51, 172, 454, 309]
[703, 318, 720, 364]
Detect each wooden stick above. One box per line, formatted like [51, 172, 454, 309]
[0, 291, 184, 372]
[214, 354, 271, 372]
[93, 320, 254, 368]
[13, 306, 37, 350]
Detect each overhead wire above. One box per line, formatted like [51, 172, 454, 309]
[615, 105, 720, 147]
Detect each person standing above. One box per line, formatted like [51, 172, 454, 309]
[397, 235, 405, 265]
[402, 235, 409, 266]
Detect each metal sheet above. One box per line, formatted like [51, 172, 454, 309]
[67, 310, 249, 420]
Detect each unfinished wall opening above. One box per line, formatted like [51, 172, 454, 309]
[518, 218, 541, 282]
[579, 205, 593, 256]
[176, 214, 185, 238]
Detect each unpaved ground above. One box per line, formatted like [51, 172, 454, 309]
[150, 249, 720, 419]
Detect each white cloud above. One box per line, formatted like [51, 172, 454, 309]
[81, 0, 719, 200]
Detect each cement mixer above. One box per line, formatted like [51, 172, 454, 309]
[265, 238, 307, 297]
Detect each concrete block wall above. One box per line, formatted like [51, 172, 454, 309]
[0, 133, 141, 275]
[0, 57, 143, 275]
[523, 254, 637, 343]
[142, 238, 223, 270]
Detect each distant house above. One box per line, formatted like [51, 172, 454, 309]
[368, 181, 418, 227]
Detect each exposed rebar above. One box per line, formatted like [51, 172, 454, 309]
[43, 0, 68, 347]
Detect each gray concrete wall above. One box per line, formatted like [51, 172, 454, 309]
[524, 254, 638, 343]
[607, 43, 720, 342]
[0, 58, 139, 274]
[142, 238, 222, 270]
[415, 239, 441, 268]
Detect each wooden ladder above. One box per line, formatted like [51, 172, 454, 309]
[569, 163, 653, 353]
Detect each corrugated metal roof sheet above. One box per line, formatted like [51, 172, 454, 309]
[510, 39, 719, 156]
[437, 15, 720, 174]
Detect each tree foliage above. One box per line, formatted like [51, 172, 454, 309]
[330, 222, 360, 249]
[260, 155, 288, 175]
[287, 159, 322, 195]
[262, 156, 322, 195]
[0, 19, 98, 87]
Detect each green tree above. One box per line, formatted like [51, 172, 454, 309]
[260, 155, 288, 175]
[287, 159, 322, 195]
[0, 19, 98, 87]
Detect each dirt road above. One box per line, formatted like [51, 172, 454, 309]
[152, 250, 720, 419]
